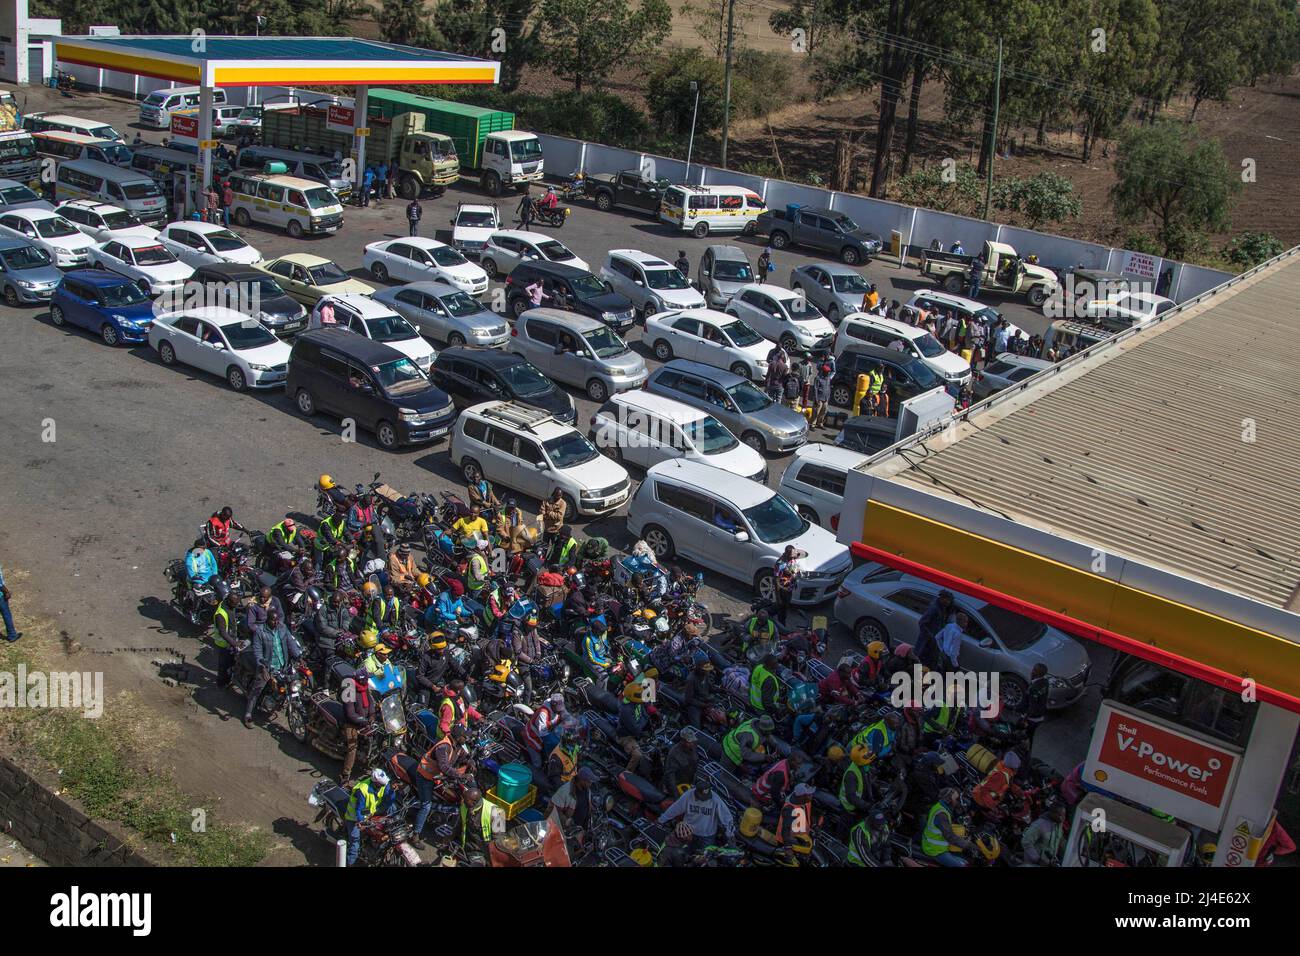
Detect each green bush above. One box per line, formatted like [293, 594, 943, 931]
[1221, 232, 1287, 269]
[645, 49, 739, 138]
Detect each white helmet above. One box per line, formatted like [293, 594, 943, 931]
[370, 768, 389, 786]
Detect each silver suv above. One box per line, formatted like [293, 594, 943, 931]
[511, 307, 648, 402]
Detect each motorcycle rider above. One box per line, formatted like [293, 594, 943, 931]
[818, 659, 863, 707]
[267, 516, 300, 554]
[465, 538, 491, 596]
[539, 185, 560, 213]
[846, 810, 893, 866]
[749, 652, 782, 714]
[550, 765, 595, 836]
[972, 749, 1021, 818]
[856, 641, 891, 689]
[242, 608, 301, 728]
[457, 788, 495, 865]
[850, 711, 902, 761]
[345, 768, 395, 866]
[285, 554, 320, 607]
[1020, 801, 1067, 866]
[546, 723, 583, 788]
[582, 617, 613, 679]
[244, 586, 284, 641]
[662, 727, 699, 796]
[523, 692, 567, 769]
[467, 477, 501, 511]
[617, 679, 657, 774]
[438, 679, 484, 736]
[658, 773, 735, 852]
[341, 666, 377, 785]
[722, 714, 776, 773]
[411, 633, 453, 703]
[922, 787, 974, 867]
[742, 608, 777, 651]
[547, 523, 579, 568]
[315, 510, 347, 570]
[512, 613, 548, 698]
[303, 588, 349, 660]
[413, 723, 472, 847]
[752, 750, 807, 809]
[682, 653, 716, 729]
[185, 543, 219, 588]
[204, 506, 245, 550]
[387, 542, 419, 590]
[210, 581, 239, 689]
[839, 745, 877, 815]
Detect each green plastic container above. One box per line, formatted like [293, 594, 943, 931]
[496, 763, 532, 804]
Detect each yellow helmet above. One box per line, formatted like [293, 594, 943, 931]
[359, 627, 379, 650]
[363, 581, 379, 596]
[489, 661, 512, 683]
[417, 572, 432, 589]
[974, 833, 1001, 862]
[319, 474, 337, 491]
[866, 640, 887, 661]
[630, 848, 654, 867]
[1199, 842, 1217, 865]
[850, 744, 874, 766]
[740, 807, 763, 838]
[827, 745, 846, 762]
[624, 681, 646, 703]
[374, 643, 392, 657]
[428, 631, 448, 650]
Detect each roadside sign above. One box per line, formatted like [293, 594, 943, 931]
[355, 128, 370, 137]
[198, 139, 219, 150]
[170, 113, 198, 140]
[326, 104, 355, 135]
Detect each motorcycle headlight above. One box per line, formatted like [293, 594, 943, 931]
[290, 680, 302, 694]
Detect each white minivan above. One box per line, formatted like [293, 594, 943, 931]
[326, 294, 437, 373]
[628, 458, 852, 603]
[138, 86, 228, 129]
[590, 390, 768, 482]
[659, 184, 766, 238]
[54, 160, 168, 226]
[834, 312, 971, 387]
[776, 443, 870, 532]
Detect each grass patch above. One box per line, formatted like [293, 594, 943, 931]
[0, 623, 270, 866]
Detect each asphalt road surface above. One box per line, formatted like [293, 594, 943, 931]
[0, 88, 1103, 863]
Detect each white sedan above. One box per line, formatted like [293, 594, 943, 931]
[645, 308, 773, 381]
[362, 237, 489, 296]
[91, 236, 194, 296]
[54, 200, 159, 245]
[149, 306, 291, 391]
[0, 209, 98, 268]
[157, 221, 262, 268]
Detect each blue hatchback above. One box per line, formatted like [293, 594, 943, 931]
[49, 268, 156, 346]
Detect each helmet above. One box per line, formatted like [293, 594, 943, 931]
[370, 768, 389, 786]
[374, 643, 392, 657]
[363, 581, 379, 597]
[740, 807, 763, 838]
[630, 848, 654, 867]
[304, 586, 323, 606]
[826, 745, 846, 762]
[417, 572, 432, 589]
[428, 631, 448, 650]
[866, 640, 887, 661]
[895, 643, 914, 658]
[623, 681, 646, 703]
[756, 715, 775, 733]
[212, 580, 231, 602]
[850, 744, 874, 766]
[674, 821, 694, 841]
[489, 662, 511, 683]
[319, 474, 336, 491]
[460, 684, 478, 709]
[1198, 843, 1217, 865]
[359, 628, 379, 650]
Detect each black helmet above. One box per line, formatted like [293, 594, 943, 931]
[450, 723, 469, 741]
[460, 684, 479, 709]
[213, 580, 231, 602]
[304, 586, 324, 606]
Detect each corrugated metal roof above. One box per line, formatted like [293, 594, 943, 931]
[875, 252, 1300, 610]
[369, 90, 501, 118]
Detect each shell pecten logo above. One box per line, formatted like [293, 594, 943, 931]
[1093, 769, 1109, 783]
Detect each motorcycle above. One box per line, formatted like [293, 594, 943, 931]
[230, 652, 312, 729]
[165, 561, 217, 627]
[300, 687, 408, 768]
[530, 198, 570, 228]
[308, 780, 422, 866]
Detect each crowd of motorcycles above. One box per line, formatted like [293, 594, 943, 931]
[164, 471, 1069, 868]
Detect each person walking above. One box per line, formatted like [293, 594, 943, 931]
[205, 184, 221, 224]
[757, 247, 772, 284]
[0, 561, 21, 642]
[374, 162, 388, 206]
[516, 187, 535, 231]
[221, 180, 234, 227]
[811, 362, 832, 428]
[406, 197, 422, 237]
[674, 250, 690, 279]
[361, 165, 374, 207]
[967, 254, 984, 299]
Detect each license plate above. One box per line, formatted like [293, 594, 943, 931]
[429, 426, 448, 437]
[323, 226, 339, 233]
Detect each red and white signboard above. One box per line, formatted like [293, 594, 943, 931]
[1123, 251, 1158, 280]
[170, 112, 198, 142]
[326, 104, 357, 135]
[1084, 701, 1242, 831]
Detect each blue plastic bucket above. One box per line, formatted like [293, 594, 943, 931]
[496, 763, 532, 804]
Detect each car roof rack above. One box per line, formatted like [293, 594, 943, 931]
[480, 402, 555, 432]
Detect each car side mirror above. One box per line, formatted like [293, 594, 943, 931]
[978, 637, 994, 648]
[634, 279, 644, 287]
[534, 461, 548, 471]
[209, 341, 225, 350]
[358, 382, 373, 394]
[734, 531, 749, 542]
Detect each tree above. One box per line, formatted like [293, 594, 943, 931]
[680, 0, 754, 59]
[768, 0, 834, 55]
[892, 163, 984, 217]
[376, 0, 437, 47]
[645, 49, 734, 137]
[1110, 121, 1239, 257]
[992, 171, 1082, 229]
[1222, 232, 1286, 270]
[538, 0, 673, 92]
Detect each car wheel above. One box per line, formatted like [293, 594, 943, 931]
[158, 340, 176, 365]
[586, 378, 608, 402]
[999, 674, 1029, 711]
[226, 365, 247, 391]
[483, 172, 502, 197]
[854, 617, 889, 649]
[755, 569, 777, 603]
[511, 297, 528, 318]
[594, 192, 613, 212]
[376, 420, 399, 450]
[643, 525, 675, 560]
[398, 175, 420, 201]
[3, 285, 18, 307]
[482, 258, 499, 279]
[235, 208, 251, 227]
[692, 221, 709, 239]
[562, 493, 579, 520]
[729, 361, 750, 378]
[287, 220, 304, 239]
[797, 505, 820, 525]
[831, 383, 852, 407]
[295, 388, 316, 415]
[370, 262, 389, 282]
[50, 305, 66, 327]
[447, 332, 466, 347]
[741, 430, 766, 453]
[841, 247, 860, 266]
[101, 323, 120, 347]
[461, 459, 484, 484]
[943, 274, 965, 295]
[1027, 286, 1048, 308]
[742, 221, 758, 237]
[780, 333, 798, 353]
[640, 303, 658, 324]
[653, 339, 673, 361]
[770, 231, 789, 250]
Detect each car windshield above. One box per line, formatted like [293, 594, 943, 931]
[34, 217, 78, 238]
[221, 322, 276, 349]
[644, 267, 689, 290]
[0, 184, 40, 205]
[101, 210, 142, 230]
[542, 431, 598, 468]
[132, 244, 176, 266]
[304, 188, 339, 210]
[977, 603, 1047, 650]
[976, 306, 1002, 325]
[831, 272, 871, 293]
[722, 319, 762, 347]
[509, 138, 543, 161]
[123, 181, 162, 199]
[457, 211, 496, 228]
[101, 143, 132, 164]
[0, 245, 51, 269]
[682, 415, 737, 454]
[204, 230, 248, 252]
[713, 260, 753, 281]
[429, 245, 468, 267]
[570, 274, 608, 298]
[372, 357, 427, 394]
[583, 326, 627, 359]
[742, 493, 807, 544]
[144, 91, 168, 104]
[726, 379, 772, 413]
[90, 126, 122, 142]
[439, 290, 486, 318]
[249, 276, 286, 299]
[364, 313, 419, 343]
[832, 215, 858, 233]
[538, 240, 576, 262]
[0, 138, 35, 160]
[308, 262, 350, 285]
[903, 356, 943, 389]
[100, 281, 149, 306]
[236, 106, 262, 121]
[500, 361, 551, 397]
[789, 298, 825, 322]
[914, 332, 947, 358]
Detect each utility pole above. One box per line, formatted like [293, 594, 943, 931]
[720, 0, 736, 169]
[981, 36, 1002, 221]
[686, 80, 700, 182]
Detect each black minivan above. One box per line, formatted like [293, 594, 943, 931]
[829, 343, 953, 412]
[504, 261, 636, 332]
[286, 328, 457, 449]
[429, 345, 576, 423]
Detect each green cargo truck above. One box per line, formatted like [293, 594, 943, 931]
[260, 104, 460, 199]
[367, 89, 544, 197]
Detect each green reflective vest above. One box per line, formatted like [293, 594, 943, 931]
[838, 762, 869, 812]
[212, 603, 232, 649]
[270, 520, 297, 546]
[921, 801, 952, 857]
[346, 779, 387, 822]
[749, 664, 778, 711]
[723, 720, 762, 766]
[867, 369, 884, 394]
[460, 799, 494, 848]
[846, 819, 887, 866]
[850, 719, 893, 759]
[317, 514, 345, 552]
